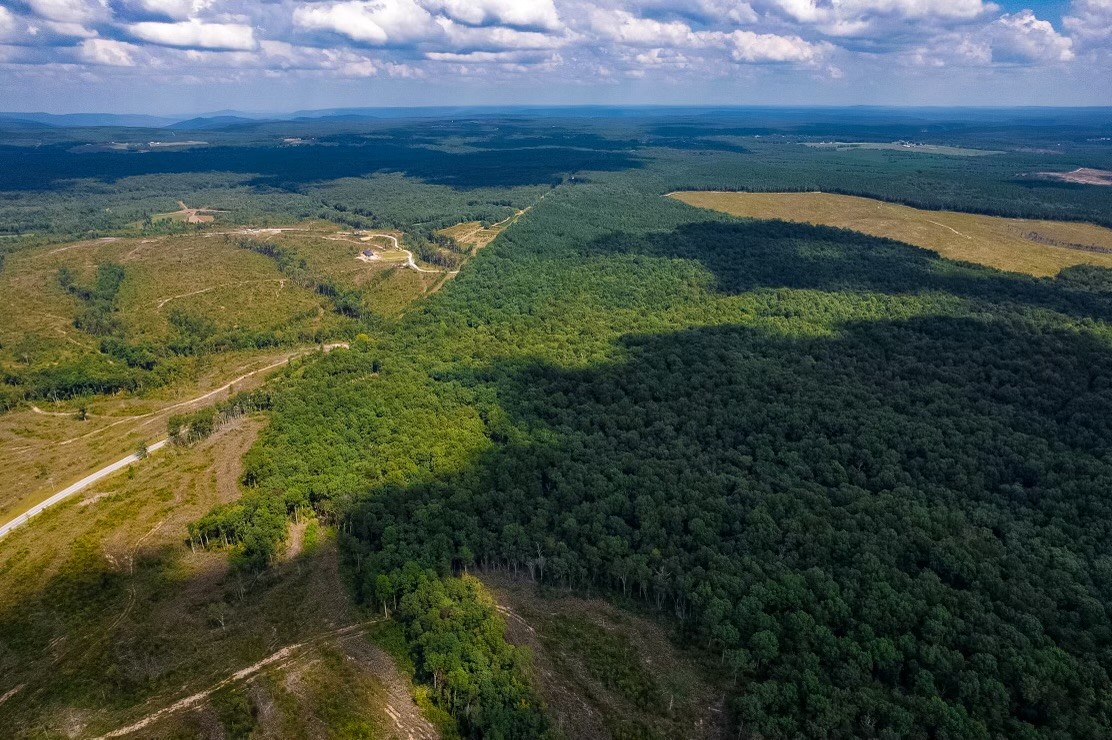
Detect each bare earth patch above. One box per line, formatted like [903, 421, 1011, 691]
[1035, 168, 1112, 186]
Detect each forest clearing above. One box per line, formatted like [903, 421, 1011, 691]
[671, 190, 1112, 276]
[803, 141, 1003, 156]
[1035, 167, 1112, 186]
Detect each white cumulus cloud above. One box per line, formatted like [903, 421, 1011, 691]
[442, 23, 568, 51]
[587, 9, 700, 47]
[758, 0, 996, 38]
[128, 19, 257, 49]
[727, 29, 825, 62]
[988, 10, 1074, 63]
[78, 37, 140, 65]
[44, 20, 98, 37]
[1064, 0, 1112, 47]
[293, 0, 442, 45]
[423, 0, 561, 31]
[24, 0, 109, 24]
[0, 7, 17, 39]
[832, 0, 993, 21]
[0, 0, 1106, 93]
[126, 0, 216, 22]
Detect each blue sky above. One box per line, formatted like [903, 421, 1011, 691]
[0, 0, 1109, 113]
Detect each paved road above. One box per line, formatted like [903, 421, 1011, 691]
[0, 439, 169, 539]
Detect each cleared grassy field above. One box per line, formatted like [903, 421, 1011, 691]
[0, 220, 450, 372]
[0, 219, 445, 521]
[438, 219, 509, 254]
[0, 231, 332, 375]
[0, 347, 320, 518]
[0, 418, 430, 738]
[671, 191, 1112, 277]
[269, 227, 440, 316]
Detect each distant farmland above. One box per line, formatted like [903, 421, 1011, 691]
[671, 191, 1112, 277]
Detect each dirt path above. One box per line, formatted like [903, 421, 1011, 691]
[0, 684, 24, 708]
[29, 405, 75, 417]
[926, 220, 973, 240]
[93, 623, 371, 738]
[351, 232, 459, 275]
[56, 345, 345, 447]
[155, 279, 284, 309]
[361, 192, 552, 277]
[170, 201, 227, 224]
[96, 630, 437, 739]
[336, 631, 440, 740]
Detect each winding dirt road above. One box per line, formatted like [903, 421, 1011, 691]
[358, 233, 460, 275]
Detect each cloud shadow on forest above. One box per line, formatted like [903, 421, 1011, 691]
[349, 310, 1112, 734]
[0, 141, 644, 192]
[581, 219, 1112, 323]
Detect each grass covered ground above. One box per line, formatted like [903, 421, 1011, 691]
[0, 347, 310, 518]
[670, 191, 1112, 277]
[0, 415, 433, 738]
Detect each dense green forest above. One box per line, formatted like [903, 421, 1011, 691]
[4, 111, 1112, 736]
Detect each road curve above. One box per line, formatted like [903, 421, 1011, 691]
[0, 439, 168, 539]
[360, 232, 459, 274]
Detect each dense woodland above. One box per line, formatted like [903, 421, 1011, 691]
[4, 112, 1112, 737]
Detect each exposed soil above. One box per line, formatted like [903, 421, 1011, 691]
[1035, 168, 1112, 186]
[169, 200, 227, 224]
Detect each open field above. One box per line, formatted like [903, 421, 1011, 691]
[438, 215, 514, 254]
[0, 218, 459, 372]
[0, 417, 433, 738]
[0, 230, 332, 373]
[670, 191, 1112, 277]
[0, 217, 467, 413]
[0, 210, 501, 523]
[150, 201, 226, 224]
[0, 346, 324, 521]
[274, 227, 444, 315]
[803, 141, 1003, 156]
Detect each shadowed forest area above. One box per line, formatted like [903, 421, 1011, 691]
[347, 315, 1112, 737]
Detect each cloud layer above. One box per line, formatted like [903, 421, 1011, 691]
[0, 0, 1108, 103]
